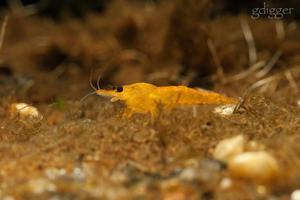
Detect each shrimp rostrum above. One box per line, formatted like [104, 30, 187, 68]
[95, 82, 238, 118]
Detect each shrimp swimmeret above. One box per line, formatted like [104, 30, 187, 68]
[93, 82, 238, 118]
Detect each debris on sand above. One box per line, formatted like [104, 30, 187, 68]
[213, 104, 236, 116]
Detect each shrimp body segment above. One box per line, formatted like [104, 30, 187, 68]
[96, 83, 238, 118]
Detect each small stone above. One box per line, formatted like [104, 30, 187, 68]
[179, 167, 197, 181]
[291, 190, 300, 200]
[72, 167, 85, 180]
[27, 179, 56, 194]
[2, 196, 15, 200]
[10, 103, 42, 120]
[247, 141, 265, 151]
[228, 151, 280, 184]
[213, 135, 245, 162]
[45, 167, 66, 180]
[257, 185, 267, 196]
[219, 177, 232, 189]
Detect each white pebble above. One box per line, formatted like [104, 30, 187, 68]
[257, 185, 267, 195]
[72, 167, 85, 180]
[10, 103, 42, 120]
[291, 190, 300, 200]
[2, 196, 15, 200]
[45, 167, 66, 180]
[179, 167, 197, 181]
[219, 177, 232, 189]
[28, 179, 56, 194]
[213, 104, 236, 116]
[247, 141, 265, 151]
[213, 135, 245, 162]
[228, 151, 280, 183]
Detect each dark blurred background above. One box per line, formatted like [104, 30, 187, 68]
[0, 0, 299, 19]
[1, 0, 300, 100]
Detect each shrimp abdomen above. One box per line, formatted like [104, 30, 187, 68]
[156, 86, 238, 106]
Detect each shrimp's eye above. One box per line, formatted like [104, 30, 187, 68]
[116, 86, 123, 92]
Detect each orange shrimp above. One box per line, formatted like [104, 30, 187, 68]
[95, 82, 238, 118]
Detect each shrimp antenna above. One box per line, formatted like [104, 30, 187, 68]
[97, 73, 102, 90]
[89, 68, 97, 91]
[80, 91, 97, 104]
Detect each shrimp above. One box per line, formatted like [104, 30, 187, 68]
[95, 82, 238, 118]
